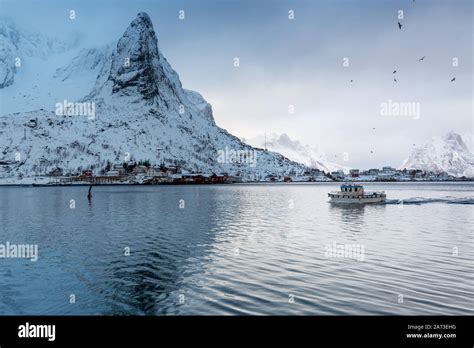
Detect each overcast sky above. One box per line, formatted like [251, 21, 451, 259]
[2, 0, 472, 168]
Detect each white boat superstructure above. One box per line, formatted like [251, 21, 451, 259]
[328, 184, 386, 204]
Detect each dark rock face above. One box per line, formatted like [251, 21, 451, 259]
[107, 12, 184, 106]
[111, 13, 159, 98]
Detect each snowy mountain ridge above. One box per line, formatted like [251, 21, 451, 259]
[400, 132, 474, 178]
[53, 44, 114, 83]
[246, 133, 350, 173]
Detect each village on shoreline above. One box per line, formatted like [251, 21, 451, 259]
[0, 161, 472, 186]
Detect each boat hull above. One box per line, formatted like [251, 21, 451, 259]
[329, 196, 386, 204]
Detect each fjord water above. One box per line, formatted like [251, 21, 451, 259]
[0, 182, 472, 315]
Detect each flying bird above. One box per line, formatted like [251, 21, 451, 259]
[393, 78, 398, 83]
[393, 70, 397, 74]
[418, 56, 426, 61]
[398, 22, 402, 29]
[451, 77, 456, 82]
[350, 79, 353, 83]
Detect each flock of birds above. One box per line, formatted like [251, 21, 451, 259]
[350, 53, 455, 84]
[349, 16, 457, 85]
[395, 24, 456, 83]
[340, 12, 458, 161]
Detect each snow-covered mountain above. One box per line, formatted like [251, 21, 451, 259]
[400, 132, 474, 178]
[0, 18, 74, 88]
[0, 17, 111, 115]
[0, 43, 114, 115]
[0, 13, 307, 181]
[246, 133, 349, 173]
[53, 45, 114, 83]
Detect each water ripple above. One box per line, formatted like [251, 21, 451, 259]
[0, 183, 472, 315]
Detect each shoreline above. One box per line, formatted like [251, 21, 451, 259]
[0, 180, 473, 187]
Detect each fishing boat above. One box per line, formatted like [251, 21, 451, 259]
[328, 184, 386, 203]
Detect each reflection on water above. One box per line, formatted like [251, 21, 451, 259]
[0, 183, 472, 315]
[329, 202, 367, 220]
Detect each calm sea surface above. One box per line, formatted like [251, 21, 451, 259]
[0, 182, 473, 315]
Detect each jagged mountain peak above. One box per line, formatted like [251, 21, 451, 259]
[443, 131, 469, 152]
[89, 12, 185, 107]
[132, 12, 154, 26]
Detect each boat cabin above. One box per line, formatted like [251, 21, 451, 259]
[340, 184, 364, 195]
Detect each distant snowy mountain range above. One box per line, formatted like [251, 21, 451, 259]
[246, 133, 349, 173]
[0, 13, 307, 181]
[400, 132, 474, 178]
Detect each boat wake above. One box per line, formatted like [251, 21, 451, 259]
[385, 197, 474, 205]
